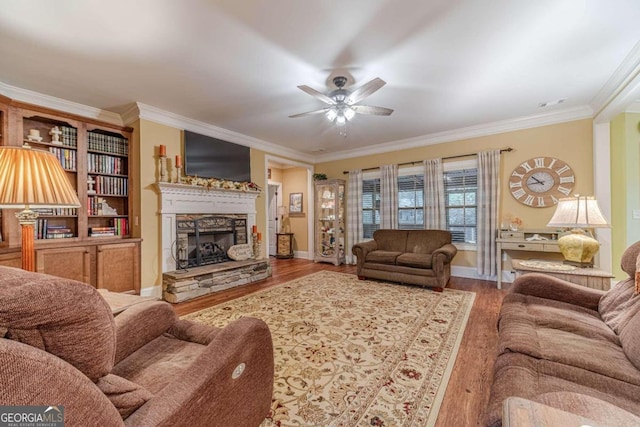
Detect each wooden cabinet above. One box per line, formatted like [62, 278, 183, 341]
[0, 97, 140, 293]
[276, 233, 294, 259]
[314, 179, 345, 266]
[36, 246, 91, 284]
[96, 242, 140, 294]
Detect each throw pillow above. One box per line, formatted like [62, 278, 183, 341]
[228, 243, 252, 261]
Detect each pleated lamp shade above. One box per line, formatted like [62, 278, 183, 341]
[0, 146, 80, 208]
[547, 195, 610, 267]
[547, 196, 609, 228]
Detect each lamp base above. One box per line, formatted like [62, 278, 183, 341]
[557, 229, 600, 268]
[16, 208, 38, 272]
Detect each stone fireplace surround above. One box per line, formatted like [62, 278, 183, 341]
[156, 183, 271, 302]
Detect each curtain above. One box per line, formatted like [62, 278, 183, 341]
[424, 158, 445, 229]
[346, 169, 363, 264]
[476, 150, 501, 277]
[380, 164, 398, 229]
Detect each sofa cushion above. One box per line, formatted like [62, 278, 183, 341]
[362, 263, 435, 277]
[372, 230, 408, 252]
[396, 253, 432, 269]
[500, 293, 618, 344]
[499, 318, 640, 386]
[619, 309, 640, 371]
[599, 278, 640, 334]
[405, 230, 452, 254]
[0, 266, 116, 382]
[365, 250, 403, 265]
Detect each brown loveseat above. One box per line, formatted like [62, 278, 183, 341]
[351, 229, 457, 291]
[0, 266, 274, 427]
[485, 241, 640, 426]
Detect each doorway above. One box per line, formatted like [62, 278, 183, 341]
[267, 182, 282, 256]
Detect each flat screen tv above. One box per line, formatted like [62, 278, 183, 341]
[184, 131, 251, 182]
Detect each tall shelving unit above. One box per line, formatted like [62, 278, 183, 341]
[0, 98, 141, 293]
[314, 179, 345, 266]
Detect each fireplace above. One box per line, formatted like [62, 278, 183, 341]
[156, 182, 259, 273]
[176, 214, 247, 268]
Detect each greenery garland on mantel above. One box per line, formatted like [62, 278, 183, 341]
[180, 175, 262, 192]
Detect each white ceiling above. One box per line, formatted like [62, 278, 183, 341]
[1, 0, 639, 160]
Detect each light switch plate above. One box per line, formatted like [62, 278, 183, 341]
[633, 210, 640, 220]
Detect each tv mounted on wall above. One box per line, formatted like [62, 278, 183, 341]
[184, 131, 251, 182]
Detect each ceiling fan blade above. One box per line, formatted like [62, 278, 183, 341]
[346, 77, 386, 105]
[288, 107, 331, 118]
[297, 85, 336, 105]
[352, 105, 394, 116]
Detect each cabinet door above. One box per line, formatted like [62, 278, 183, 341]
[0, 251, 22, 269]
[96, 242, 140, 294]
[36, 246, 91, 284]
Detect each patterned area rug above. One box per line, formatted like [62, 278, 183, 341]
[183, 271, 475, 426]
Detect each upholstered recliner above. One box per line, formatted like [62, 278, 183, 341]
[352, 229, 457, 291]
[0, 266, 274, 427]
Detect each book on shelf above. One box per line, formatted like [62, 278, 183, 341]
[87, 131, 128, 156]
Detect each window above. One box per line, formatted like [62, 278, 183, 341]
[444, 166, 477, 244]
[398, 174, 424, 229]
[362, 178, 380, 238]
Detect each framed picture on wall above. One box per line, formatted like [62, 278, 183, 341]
[289, 193, 304, 216]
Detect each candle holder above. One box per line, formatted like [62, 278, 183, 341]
[252, 233, 261, 259]
[159, 155, 168, 183]
[175, 166, 182, 183]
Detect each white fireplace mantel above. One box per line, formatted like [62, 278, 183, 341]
[156, 182, 259, 272]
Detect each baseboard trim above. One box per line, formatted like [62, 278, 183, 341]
[451, 266, 515, 284]
[294, 250, 311, 260]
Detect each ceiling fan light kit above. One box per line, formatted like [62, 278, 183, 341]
[290, 75, 393, 126]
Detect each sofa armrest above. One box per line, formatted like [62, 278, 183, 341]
[123, 317, 274, 427]
[510, 273, 604, 310]
[114, 301, 177, 364]
[352, 240, 378, 267]
[433, 243, 457, 264]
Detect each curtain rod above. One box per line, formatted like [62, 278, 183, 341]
[341, 147, 513, 175]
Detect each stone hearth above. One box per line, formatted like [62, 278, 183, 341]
[163, 259, 271, 303]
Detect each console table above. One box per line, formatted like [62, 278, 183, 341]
[496, 229, 561, 289]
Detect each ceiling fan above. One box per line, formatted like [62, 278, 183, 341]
[289, 76, 393, 126]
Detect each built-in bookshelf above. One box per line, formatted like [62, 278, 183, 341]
[87, 128, 129, 237]
[0, 98, 141, 293]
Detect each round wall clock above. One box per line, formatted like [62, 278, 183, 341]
[509, 157, 575, 208]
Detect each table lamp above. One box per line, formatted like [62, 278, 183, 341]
[0, 145, 81, 271]
[547, 195, 610, 267]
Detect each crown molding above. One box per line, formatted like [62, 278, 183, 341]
[120, 103, 141, 126]
[0, 81, 123, 126]
[591, 40, 640, 119]
[626, 101, 640, 113]
[313, 105, 593, 163]
[134, 102, 311, 162]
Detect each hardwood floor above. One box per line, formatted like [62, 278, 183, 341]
[172, 257, 510, 426]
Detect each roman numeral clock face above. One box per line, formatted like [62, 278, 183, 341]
[509, 157, 575, 208]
